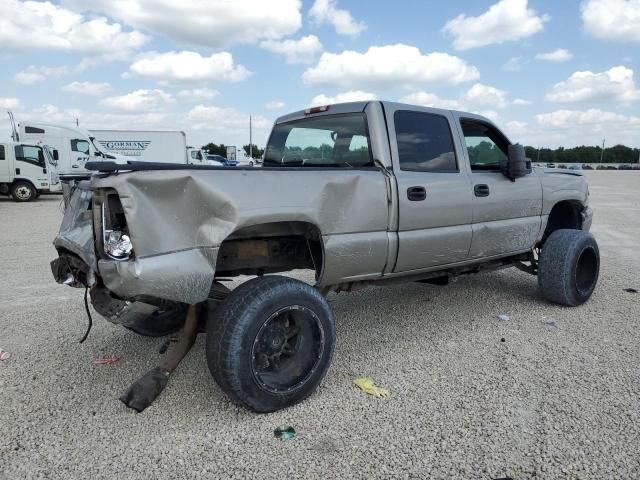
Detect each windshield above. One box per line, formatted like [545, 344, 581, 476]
[263, 113, 373, 168]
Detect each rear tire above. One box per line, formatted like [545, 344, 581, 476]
[206, 275, 336, 412]
[538, 229, 600, 306]
[11, 181, 36, 202]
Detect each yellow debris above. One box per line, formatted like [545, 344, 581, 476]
[353, 377, 389, 398]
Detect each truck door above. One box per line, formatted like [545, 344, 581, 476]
[14, 145, 49, 187]
[385, 106, 473, 272]
[455, 117, 542, 257]
[0, 144, 10, 183]
[70, 138, 91, 170]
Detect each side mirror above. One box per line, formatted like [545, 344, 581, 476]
[502, 144, 531, 181]
[38, 150, 45, 163]
[53, 149, 59, 161]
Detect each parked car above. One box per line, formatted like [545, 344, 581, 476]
[51, 101, 599, 413]
[546, 163, 556, 168]
[583, 165, 594, 170]
[207, 154, 238, 167]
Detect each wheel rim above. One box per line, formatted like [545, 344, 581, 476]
[575, 246, 598, 295]
[251, 305, 324, 394]
[15, 185, 32, 200]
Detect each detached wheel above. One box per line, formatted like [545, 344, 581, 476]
[538, 229, 600, 306]
[11, 181, 36, 202]
[206, 275, 335, 412]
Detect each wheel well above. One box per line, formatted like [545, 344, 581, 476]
[215, 221, 323, 280]
[12, 178, 37, 190]
[545, 200, 583, 236]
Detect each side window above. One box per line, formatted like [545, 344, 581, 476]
[25, 126, 45, 134]
[461, 119, 508, 171]
[15, 145, 45, 168]
[394, 111, 457, 172]
[71, 139, 90, 155]
[0, 144, 5, 160]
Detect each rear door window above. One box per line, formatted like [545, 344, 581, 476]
[0, 144, 5, 160]
[394, 111, 458, 172]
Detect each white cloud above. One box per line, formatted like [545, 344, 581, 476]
[0, 0, 148, 54]
[531, 108, 640, 146]
[582, 0, 640, 43]
[0, 97, 20, 109]
[177, 88, 219, 100]
[443, 0, 548, 50]
[99, 89, 174, 112]
[546, 66, 640, 102]
[503, 56, 525, 71]
[513, 98, 532, 105]
[303, 44, 479, 88]
[66, 0, 302, 48]
[463, 83, 508, 108]
[14, 71, 46, 85]
[505, 120, 528, 136]
[398, 92, 462, 110]
[129, 51, 250, 83]
[535, 48, 573, 62]
[265, 101, 286, 109]
[63, 81, 112, 96]
[309, 0, 365, 37]
[310, 90, 376, 106]
[14, 65, 68, 85]
[187, 104, 271, 131]
[260, 35, 323, 64]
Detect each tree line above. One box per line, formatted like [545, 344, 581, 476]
[524, 144, 640, 164]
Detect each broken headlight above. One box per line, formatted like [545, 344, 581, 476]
[101, 192, 133, 261]
[104, 230, 132, 260]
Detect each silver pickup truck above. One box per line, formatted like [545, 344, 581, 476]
[51, 101, 598, 412]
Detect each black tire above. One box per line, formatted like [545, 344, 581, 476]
[206, 275, 335, 412]
[538, 229, 600, 306]
[11, 181, 37, 202]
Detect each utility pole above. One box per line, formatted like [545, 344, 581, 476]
[249, 115, 252, 159]
[600, 138, 605, 163]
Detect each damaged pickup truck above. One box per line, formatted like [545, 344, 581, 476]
[51, 101, 599, 412]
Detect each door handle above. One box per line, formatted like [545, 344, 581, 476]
[474, 184, 490, 197]
[407, 186, 426, 201]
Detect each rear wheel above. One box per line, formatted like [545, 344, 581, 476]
[538, 229, 600, 306]
[11, 181, 36, 202]
[206, 275, 335, 412]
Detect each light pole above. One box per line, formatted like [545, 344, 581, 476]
[599, 138, 605, 164]
[249, 115, 253, 159]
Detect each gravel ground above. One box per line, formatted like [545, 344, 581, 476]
[1, 171, 639, 479]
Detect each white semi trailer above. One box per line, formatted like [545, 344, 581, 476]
[90, 130, 198, 164]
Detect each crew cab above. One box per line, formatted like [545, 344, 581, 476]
[51, 101, 599, 412]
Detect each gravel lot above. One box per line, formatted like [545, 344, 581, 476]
[1, 171, 639, 479]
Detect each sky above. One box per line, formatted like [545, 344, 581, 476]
[0, 0, 639, 150]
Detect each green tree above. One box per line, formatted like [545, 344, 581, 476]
[202, 143, 227, 157]
[242, 144, 264, 159]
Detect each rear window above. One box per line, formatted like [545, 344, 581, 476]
[263, 113, 373, 168]
[0, 144, 5, 160]
[394, 111, 457, 172]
